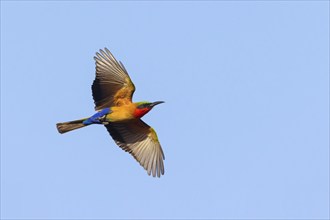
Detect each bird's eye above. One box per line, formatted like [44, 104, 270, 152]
[138, 103, 148, 109]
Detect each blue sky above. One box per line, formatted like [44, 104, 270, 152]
[1, 1, 329, 219]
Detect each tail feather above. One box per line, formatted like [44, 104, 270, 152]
[56, 118, 88, 134]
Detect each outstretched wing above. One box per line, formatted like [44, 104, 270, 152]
[92, 48, 135, 110]
[105, 119, 165, 177]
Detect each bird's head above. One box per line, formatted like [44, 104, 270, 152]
[133, 101, 164, 118]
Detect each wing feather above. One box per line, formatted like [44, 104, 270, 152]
[92, 48, 135, 110]
[105, 119, 165, 177]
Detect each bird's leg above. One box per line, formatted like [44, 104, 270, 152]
[83, 108, 111, 125]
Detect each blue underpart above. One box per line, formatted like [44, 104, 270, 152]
[83, 108, 111, 125]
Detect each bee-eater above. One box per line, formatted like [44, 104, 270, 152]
[56, 48, 165, 177]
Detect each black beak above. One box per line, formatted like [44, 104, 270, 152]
[150, 101, 165, 107]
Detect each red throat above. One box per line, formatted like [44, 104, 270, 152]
[133, 108, 151, 118]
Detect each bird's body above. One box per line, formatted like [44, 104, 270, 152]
[109, 103, 136, 121]
[56, 48, 165, 177]
[107, 102, 144, 122]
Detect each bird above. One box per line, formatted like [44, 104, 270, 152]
[56, 48, 165, 177]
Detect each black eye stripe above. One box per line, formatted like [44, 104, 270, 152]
[138, 103, 149, 109]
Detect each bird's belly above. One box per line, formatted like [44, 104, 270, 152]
[105, 108, 135, 122]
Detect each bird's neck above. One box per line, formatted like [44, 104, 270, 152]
[133, 108, 151, 118]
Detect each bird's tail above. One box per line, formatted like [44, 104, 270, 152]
[56, 118, 88, 134]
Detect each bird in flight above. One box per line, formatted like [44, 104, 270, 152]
[56, 48, 165, 177]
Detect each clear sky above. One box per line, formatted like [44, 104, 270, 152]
[1, 1, 329, 219]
